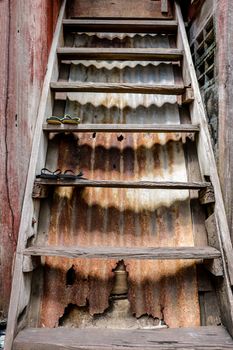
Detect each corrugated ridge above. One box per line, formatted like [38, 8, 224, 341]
[67, 32, 173, 49]
[62, 61, 172, 69]
[67, 62, 177, 84]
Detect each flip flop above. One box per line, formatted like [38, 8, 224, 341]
[59, 169, 84, 180]
[36, 168, 61, 179]
[46, 116, 64, 125]
[62, 114, 80, 125]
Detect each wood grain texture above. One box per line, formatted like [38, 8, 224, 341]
[50, 82, 185, 94]
[34, 179, 211, 189]
[67, 0, 173, 19]
[217, 1, 233, 243]
[4, 2, 67, 349]
[43, 123, 200, 133]
[23, 246, 221, 260]
[13, 326, 233, 349]
[63, 19, 178, 33]
[175, 0, 233, 335]
[57, 47, 183, 61]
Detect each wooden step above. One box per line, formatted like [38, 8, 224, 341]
[34, 179, 210, 189]
[43, 123, 200, 134]
[13, 326, 233, 349]
[50, 82, 185, 95]
[62, 19, 178, 34]
[57, 47, 183, 61]
[23, 246, 220, 260]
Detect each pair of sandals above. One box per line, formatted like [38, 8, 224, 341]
[46, 114, 80, 125]
[36, 168, 85, 180]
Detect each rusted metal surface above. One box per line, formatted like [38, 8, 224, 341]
[39, 32, 200, 329]
[0, 0, 61, 319]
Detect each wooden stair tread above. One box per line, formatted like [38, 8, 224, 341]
[57, 47, 183, 61]
[62, 19, 178, 33]
[13, 326, 233, 349]
[50, 82, 185, 94]
[23, 246, 221, 260]
[43, 123, 200, 133]
[34, 179, 210, 189]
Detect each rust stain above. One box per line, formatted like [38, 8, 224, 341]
[40, 31, 200, 328]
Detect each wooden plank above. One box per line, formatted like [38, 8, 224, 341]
[200, 291, 221, 326]
[161, 0, 168, 13]
[32, 183, 49, 199]
[57, 47, 183, 61]
[204, 213, 223, 276]
[43, 123, 200, 134]
[217, 1, 233, 245]
[13, 326, 233, 349]
[33, 179, 211, 190]
[23, 246, 221, 260]
[182, 87, 195, 104]
[67, 0, 173, 19]
[175, 0, 233, 335]
[4, 1, 67, 350]
[63, 19, 178, 33]
[50, 82, 185, 95]
[199, 186, 215, 205]
[22, 256, 40, 273]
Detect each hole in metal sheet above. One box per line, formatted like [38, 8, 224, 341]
[66, 265, 76, 286]
[117, 135, 124, 142]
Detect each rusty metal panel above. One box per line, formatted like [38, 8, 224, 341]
[0, 0, 61, 319]
[39, 33, 200, 328]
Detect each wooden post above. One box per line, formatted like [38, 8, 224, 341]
[217, 0, 233, 243]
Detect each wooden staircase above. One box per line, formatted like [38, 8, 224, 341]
[5, 0, 233, 349]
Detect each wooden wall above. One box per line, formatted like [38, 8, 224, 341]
[217, 0, 233, 243]
[188, 0, 233, 242]
[0, 0, 61, 321]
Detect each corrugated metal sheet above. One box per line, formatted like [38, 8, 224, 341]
[39, 32, 200, 328]
[65, 32, 176, 49]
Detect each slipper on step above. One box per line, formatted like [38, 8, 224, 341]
[59, 169, 84, 180]
[36, 168, 61, 179]
[62, 114, 80, 125]
[46, 116, 63, 125]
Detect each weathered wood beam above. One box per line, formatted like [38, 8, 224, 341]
[199, 186, 215, 205]
[57, 47, 183, 61]
[50, 82, 186, 95]
[13, 326, 233, 349]
[43, 123, 200, 134]
[204, 213, 223, 276]
[23, 246, 221, 260]
[182, 87, 195, 104]
[33, 179, 211, 190]
[62, 19, 178, 33]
